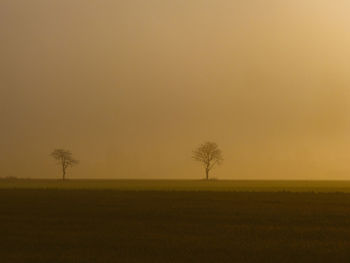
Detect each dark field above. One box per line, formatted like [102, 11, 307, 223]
[3, 179, 350, 192]
[1, 189, 350, 262]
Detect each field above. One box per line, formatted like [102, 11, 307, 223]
[1, 180, 350, 262]
[3, 179, 350, 192]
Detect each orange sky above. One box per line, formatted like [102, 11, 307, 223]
[1, 0, 350, 179]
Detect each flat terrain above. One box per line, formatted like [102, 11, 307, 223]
[1, 181, 350, 262]
[2, 179, 350, 192]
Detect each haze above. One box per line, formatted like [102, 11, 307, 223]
[1, 0, 350, 179]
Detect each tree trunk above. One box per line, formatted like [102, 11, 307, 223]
[62, 166, 66, 180]
[205, 168, 209, 180]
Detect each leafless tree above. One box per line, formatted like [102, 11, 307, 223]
[51, 149, 79, 180]
[193, 142, 223, 180]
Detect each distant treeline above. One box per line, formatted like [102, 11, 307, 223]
[0, 176, 26, 180]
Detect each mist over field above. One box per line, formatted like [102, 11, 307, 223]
[1, 0, 350, 179]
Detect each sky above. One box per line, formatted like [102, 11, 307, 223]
[1, 0, 350, 179]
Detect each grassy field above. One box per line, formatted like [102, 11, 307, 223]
[2, 179, 350, 192]
[1, 180, 350, 262]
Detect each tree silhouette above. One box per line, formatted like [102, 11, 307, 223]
[193, 142, 223, 180]
[51, 149, 79, 180]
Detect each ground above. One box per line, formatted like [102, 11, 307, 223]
[1, 180, 350, 262]
[2, 179, 350, 192]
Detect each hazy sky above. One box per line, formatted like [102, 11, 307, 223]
[1, 0, 350, 179]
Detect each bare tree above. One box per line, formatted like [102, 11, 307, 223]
[51, 149, 79, 180]
[193, 142, 223, 180]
